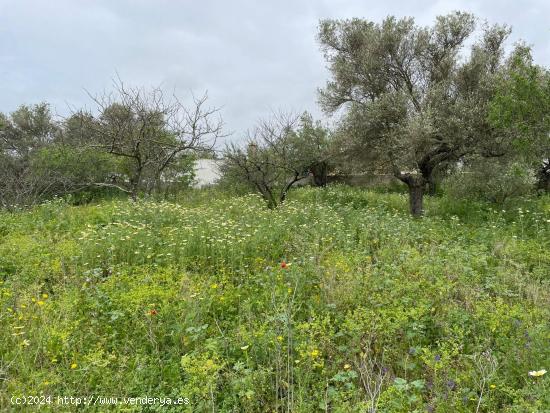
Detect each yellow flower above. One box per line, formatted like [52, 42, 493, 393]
[310, 349, 320, 358]
[344, 364, 351, 370]
[42, 293, 48, 299]
[277, 335, 283, 342]
[211, 283, 218, 289]
[528, 369, 547, 377]
[37, 301, 45, 306]
[70, 363, 78, 369]
[489, 384, 496, 389]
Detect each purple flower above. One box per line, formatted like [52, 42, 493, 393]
[446, 380, 456, 390]
[434, 354, 441, 362]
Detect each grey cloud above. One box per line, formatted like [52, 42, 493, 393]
[1, 0, 548, 140]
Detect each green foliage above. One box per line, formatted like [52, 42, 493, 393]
[0, 186, 548, 411]
[488, 45, 550, 192]
[444, 159, 537, 204]
[318, 12, 523, 215]
[488, 45, 550, 154]
[221, 112, 333, 208]
[0, 103, 60, 207]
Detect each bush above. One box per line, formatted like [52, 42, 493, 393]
[444, 160, 536, 204]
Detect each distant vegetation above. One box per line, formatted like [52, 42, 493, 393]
[0, 79, 223, 208]
[1, 12, 548, 215]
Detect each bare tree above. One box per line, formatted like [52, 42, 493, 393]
[221, 112, 312, 208]
[76, 77, 225, 200]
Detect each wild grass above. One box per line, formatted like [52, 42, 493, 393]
[0, 185, 549, 412]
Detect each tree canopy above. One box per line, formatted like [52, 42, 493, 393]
[318, 12, 516, 215]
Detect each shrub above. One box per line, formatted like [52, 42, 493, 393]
[444, 160, 536, 204]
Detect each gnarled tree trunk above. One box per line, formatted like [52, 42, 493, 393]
[310, 161, 328, 187]
[408, 180, 424, 217]
[394, 168, 426, 217]
[537, 161, 550, 192]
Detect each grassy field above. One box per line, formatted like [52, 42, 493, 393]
[0, 186, 549, 412]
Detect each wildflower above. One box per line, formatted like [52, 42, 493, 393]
[21, 339, 30, 346]
[70, 363, 78, 369]
[310, 349, 320, 358]
[148, 309, 158, 316]
[37, 300, 45, 306]
[42, 293, 48, 299]
[240, 345, 250, 351]
[528, 369, 547, 377]
[489, 384, 496, 389]
[211, 283, 218, 289]
[280, 261, 288, 269]
[344, 364, 351, 370]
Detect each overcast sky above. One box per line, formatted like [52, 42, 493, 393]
[1, 0, 549, 139]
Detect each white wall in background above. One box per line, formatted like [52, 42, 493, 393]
[194, 159, 221, 188]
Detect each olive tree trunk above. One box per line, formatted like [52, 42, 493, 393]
[395, 170, 426, 217]
[310, 162, 328, 187]
[537, 161, 550, 192]
[408, 182, 424, 217]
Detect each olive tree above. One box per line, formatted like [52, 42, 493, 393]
[292, 112, 334, 187]
[489, 46, 550, 192]
[0, 103, 60, 207]
[318, 12, 515, 216]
